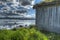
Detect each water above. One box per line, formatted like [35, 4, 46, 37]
[0, 19, 35, 29]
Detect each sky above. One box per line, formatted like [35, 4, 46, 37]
[0, 0, 42, 18]
[35, 0, 42, 3]
[27, 0, 42, 18]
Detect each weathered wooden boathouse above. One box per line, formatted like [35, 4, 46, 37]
[34, 0, 60, 33]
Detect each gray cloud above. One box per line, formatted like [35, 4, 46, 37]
[0, 0, 35, 9]
[19, 0, 33, 6]
[20, 0, 35, 9]
[16, 9, 27, 13]
[21, 1, 31, 6]
[0, 0, 35, 15]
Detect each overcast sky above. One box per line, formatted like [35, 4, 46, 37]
[0, 0, 42, 18]
[12, 0, 42, 18]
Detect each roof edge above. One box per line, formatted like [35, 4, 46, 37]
[33, 1, 60, 9]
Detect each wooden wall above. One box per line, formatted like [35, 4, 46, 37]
[36, 6, 60, 33]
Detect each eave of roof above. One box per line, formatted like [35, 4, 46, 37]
[33, 1, 60, 9]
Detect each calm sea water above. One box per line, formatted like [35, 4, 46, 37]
[0, 19, 35, 29]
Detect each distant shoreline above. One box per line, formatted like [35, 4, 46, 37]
[0, 17, 35, 20]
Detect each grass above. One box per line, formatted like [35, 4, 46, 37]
[40, 30, 60, 40]
[0, 25, 60, 40]
[0, 27, 49, 40]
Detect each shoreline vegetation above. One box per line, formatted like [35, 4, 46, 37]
[0, 25, 60, 40]
[0, 25, 49, 40]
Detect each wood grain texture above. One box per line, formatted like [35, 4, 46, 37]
[36, 6, 60, 33]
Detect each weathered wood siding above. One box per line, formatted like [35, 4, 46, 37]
[36, 6, 60, 33]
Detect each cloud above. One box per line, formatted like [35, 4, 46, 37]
[20, 0, 35, 9]
[0, 0, 35, 15]
[24, 14, 35, 18]
[0, 0, 35, 9]
[19, 0, 35, 5]
[12, 0, 35, 9]
[7, 0, 35, 10]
